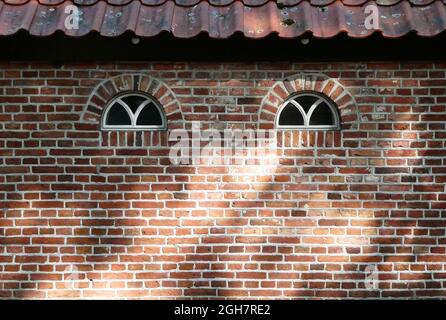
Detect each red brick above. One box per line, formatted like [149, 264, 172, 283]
[0, 62, 445, 300]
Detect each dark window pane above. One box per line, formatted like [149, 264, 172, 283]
[106, 103, 131, 125]
[136, 103, 163, 126]
[294, 95, 319, 113]
[278, 103, 304, 126]
[309, 102, 334, 126]
[121, 95, 147, 113]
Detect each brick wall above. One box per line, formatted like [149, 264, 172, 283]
[0, 62, 446, 299]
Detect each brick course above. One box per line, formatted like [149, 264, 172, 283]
[0, 62, 446, 299]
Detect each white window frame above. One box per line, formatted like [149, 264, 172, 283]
[101, 92, 167, 131]
[275, 92, 341, 130]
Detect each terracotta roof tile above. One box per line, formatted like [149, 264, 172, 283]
[2, 0, 446, 6]
[0, 0, 445, 38]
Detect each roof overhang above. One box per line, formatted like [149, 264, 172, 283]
[0, 0, 445, 38]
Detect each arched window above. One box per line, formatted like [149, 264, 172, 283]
[101, 92, 166, 130]
[276, 91, 340, 130]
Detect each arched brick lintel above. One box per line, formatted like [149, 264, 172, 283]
[258, 73, 359, 130]
[81, 73, 184, 129]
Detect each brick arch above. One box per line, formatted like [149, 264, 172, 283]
[258, 73, 359, 130]
[82, 73, 184, 129]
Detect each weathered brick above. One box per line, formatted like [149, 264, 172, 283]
[0, 62, 445, 300]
